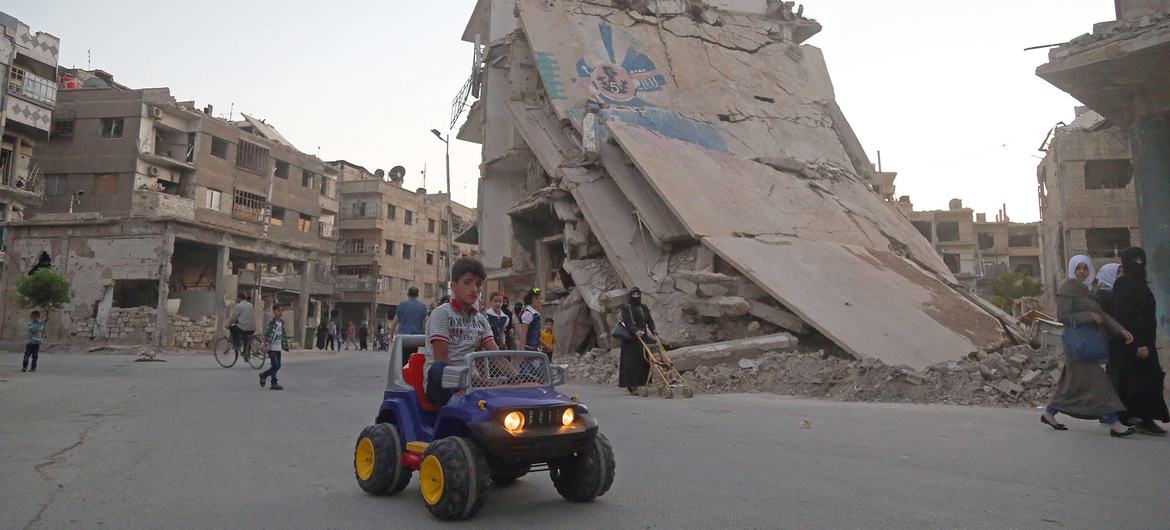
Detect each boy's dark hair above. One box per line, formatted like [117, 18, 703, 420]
[408, 286, 419, 298]
[545, 318, 555, 325]
[490, 291, 504, 301]
[451, 257, 486, 283]
[31, 310, 41, 318]
[271, 303, 284, 311]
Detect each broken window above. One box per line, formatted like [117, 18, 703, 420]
[1015, 264, 1036, 276]
[384, 240, 395, 256]
[386, 204, 397, 220]
[210, 136, 229, 159]
[404, 210, 413, 226]
[441, 220, 449, 235]
[301, 170, 314, 188]
[1084, 159, 1132, 190]
[269, 206, 286, 226]
[51, 119, 75, 138]
[426, 250, 435, 265]
[113, 280, 158, 308]
[402, 244, 413, 260]
[298, 214, 312, 233]
[100, 118, 124, 138]
[912, 221, 932, 242]
[205, 189, 223, 211]
[424, 283, 435, 298]
[428, 218, 436, 233]
[977, 233, 994, 250]
[232, 189, 266, 222]
[943, 254, 961, 274]
[236, 141, 270, 175]
[1008, 234, 1035, 248]
[1086, 228, 1130, 258]
[275, 160, 290, 179]
[94, 174, 119, 196]
[936, 222, 960, 242]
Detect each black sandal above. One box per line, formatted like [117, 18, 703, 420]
[1041, 414, 1068, 431]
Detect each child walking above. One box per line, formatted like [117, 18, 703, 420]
[21, 310, 45, 372]
[259, 304, 289, 390]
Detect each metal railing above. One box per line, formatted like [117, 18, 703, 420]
[318, 223, 337, 239]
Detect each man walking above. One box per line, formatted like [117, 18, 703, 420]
[227, 293, 256, 357]
[389, 286, 428, 355]
[259, 304, 289, 391]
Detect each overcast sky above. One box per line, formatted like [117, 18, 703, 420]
[16, 1, 1114, 222]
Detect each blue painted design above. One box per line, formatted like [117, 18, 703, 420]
[575, 22, 667, 106]
[535, 52, 568, 101]
[600, 22, 617, 63]
[596, 108, 728, 152]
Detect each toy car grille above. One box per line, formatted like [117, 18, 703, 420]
[469, 354, 548, 387]
[523, 407, 567, 428]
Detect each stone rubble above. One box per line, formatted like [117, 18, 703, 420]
[564, 343, 1064, 407]
[71, 306, 216, 349]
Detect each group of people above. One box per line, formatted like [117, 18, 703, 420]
[1043, 247, 1168, 437]
[483, 289, 555, 356]
[313, 320, 383, 352]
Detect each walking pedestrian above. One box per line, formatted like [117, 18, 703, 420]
[1108, 247, 1168, 435]
[326, 319, 339, 352]
[345, 321, 358, 350]
[617, 287, 657, 394]
[1041, 255, 1136, 437]
[485, 292, 510, 350]
[20, 310, 46, 372]
[358, 322, 370, 351]
[258, 304, 289, 391]
[389, 286, 428, 356]
[315, 321, 327, 350]
[375, 325, 388, 351]
[517, 288, 544, 353]
[1095, 263, 1120, 314]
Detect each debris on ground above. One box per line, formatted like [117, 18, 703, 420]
[565, 343, 1062, 407]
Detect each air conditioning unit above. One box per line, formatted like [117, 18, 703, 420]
[148, 166, 160, 176]
[149, 107, 163, 119]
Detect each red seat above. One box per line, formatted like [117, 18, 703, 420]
[404, 353, 441, 412]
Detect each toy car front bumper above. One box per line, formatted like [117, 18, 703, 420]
[468, 415, 599, 465]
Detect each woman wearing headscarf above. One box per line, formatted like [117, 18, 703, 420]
[1042, 255, 1137, 437]
[617, 287, 656, 394]
[1094, 263, 1121, 315]
[1108, 247, 1168, 435]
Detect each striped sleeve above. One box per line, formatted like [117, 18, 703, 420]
[426, 305, 451, 344]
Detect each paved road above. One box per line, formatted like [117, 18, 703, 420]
[2, 350, 1169, 529]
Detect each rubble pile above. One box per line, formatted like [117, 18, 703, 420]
[71, 306, 216, 349]
[565, 344, 1064, 407]
[169, 314, 216, 349]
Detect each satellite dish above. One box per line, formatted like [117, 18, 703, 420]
[388, 166, 406, 182]
[82, 77, 110, 89]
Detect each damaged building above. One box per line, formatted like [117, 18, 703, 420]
[457, 0, 1020, 370]
[0, 12, 59, 225]
[0, 69, 338, 347]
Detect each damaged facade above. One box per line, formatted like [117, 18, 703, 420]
[0, 70, 339, 347]
[458, 0, 1018, 369]
[1036, 106, 1140, 310]
[330, 160, 477, 327]
[0, 12, 58, 225]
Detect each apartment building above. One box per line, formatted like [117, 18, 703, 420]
[0, 12, 59, 224]
[1037, 107, 1140, 309]
[330, 160, 476, 328]
[0, 69, 338, 346]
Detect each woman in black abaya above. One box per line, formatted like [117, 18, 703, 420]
[617, 287, 656, 394]
[1109, 247, 1169, 434]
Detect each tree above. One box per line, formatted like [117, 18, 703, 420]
[15, 268, 72, 310]
[988, 272, 1042, 312]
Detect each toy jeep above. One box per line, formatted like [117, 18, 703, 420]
[353, 335, 616, 520]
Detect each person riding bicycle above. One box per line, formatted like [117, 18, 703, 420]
[228, 293, 256, 355]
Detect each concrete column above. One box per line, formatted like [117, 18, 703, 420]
[299, 259, 313, 349]
[155, 229, 176, 348]
[1130, 113, 1170, 349]
[213, 245, 229, 339]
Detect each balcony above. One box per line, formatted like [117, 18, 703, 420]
[8, 66, 56, 108]
[319, 194, 339, 214]
[318, 223, 338, 239]
[130, 191, 195, 220]
[336, 277, 377, 292]
[340, 205, 383, 220]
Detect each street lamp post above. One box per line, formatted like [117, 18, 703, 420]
[430, 129, 454, 296]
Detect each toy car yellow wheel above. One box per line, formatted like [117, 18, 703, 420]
[419, 437, 490, 520]
[551, 432, 616, 502]
[682, 386, 695, 398]
[354, 424, 411, 495]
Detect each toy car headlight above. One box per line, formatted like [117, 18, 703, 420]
[561, 407, 575, 426]
[503, 411, 524, 433]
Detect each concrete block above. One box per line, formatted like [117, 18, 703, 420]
[1020, 369, 1041, 385]
[671, 333, 798, 372]
[994, 380, 1024, 399]
[698, 282, 731, 297]
[1007, 353, 1029, 368]
[688, 296, 751, 318]
[748, 301, 808, 334]
[673, 277, 698, 295]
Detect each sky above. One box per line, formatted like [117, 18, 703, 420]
[15, 1, 1116, 222]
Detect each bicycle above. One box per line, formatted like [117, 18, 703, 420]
[213, 333, 267, 369]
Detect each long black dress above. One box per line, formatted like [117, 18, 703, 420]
[1109, 275, 1169, 423]
[617, 303, 656, 389]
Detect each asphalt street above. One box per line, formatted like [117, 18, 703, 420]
[2, 349, 1169, 529]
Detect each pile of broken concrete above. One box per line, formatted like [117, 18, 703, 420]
[567, 343, 1063, 407]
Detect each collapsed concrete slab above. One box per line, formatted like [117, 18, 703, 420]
[461, 0, 1014, 368]
[670, 332, 799, 373]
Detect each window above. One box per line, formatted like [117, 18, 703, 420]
[205, 188, 224, 211]
[302, 170, 315, 188]
[1086, 228, 1130, 258]
[51, 120, 75, 138]
[1015, 264, 1036, 276]
[912, 221, 932, 242]
[977, 233, 994, 250]
[210, 136, 229, 158]
[426, 250, 435, 265]
[384, 240, 395, 256]
[94, 174, 119, 196]
[401, 281, 411, 295]
[936, 221, 960, 242]
[386, 204, 397, 220]
[1084, 159, 1132, 190]
[269, 206, 286, 226]
[441, 220, 449, 235]
[101, 118, 124, 138]
[428, 218, 436, 233]
[232, 189, 266, 222]
[8, 66, 57, 106]
[404, 210, 414, 225]
[1008, 234, 1035, 248]
[440, 251, 449, 267]
[298, 214, 312, 233]
[342, 240, 366, 255]
[275, 160, 290, 179]
[943, 253, 961, 274]
[44, 174, 67, 196]
[424, 283, 435, 298]
[381, 276, 395, 292]
[402, 244, 413, 260]
[236, 141, 270, 174]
